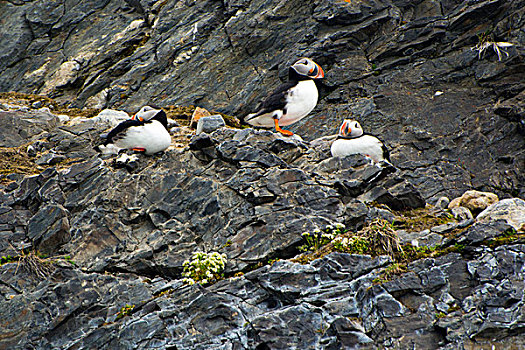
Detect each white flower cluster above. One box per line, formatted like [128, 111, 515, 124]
[299, 223, 347, 252]
[182, 251, 227, 285]
[321, 232, 335, 240]
[333, 236, 351, 248]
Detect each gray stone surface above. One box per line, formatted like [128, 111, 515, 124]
[0, 0, 525, 348]
[477, 198, 525, 232]
[1, 107, 524, 348]
[1, 0, 523, 202]
[196, 114, 226, 135]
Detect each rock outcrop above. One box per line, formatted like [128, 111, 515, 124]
[1, 0, 525, 348]
[0, 105, 524, 349]
[1, 0, 524, 202]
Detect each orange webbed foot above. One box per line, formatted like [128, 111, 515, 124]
[274, 119, 294, 136]
[132, 147, 146, 152]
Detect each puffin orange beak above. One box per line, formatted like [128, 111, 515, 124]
[131, 114, 144, 121]
[313, 63, 324, 79]
[340, 121, 350, 136]
[308, 62, 324, 79]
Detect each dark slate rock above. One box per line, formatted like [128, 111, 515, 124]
[0, 0, 523, 203]
[189, 133, 215, 151]
[344, 199, 369, 230]
[324, 317, 373, 347]
[382, 272, 423, 297]
[0, 0, 524, 348]
[27, 203, 70, 254]
[456, 220, 515, 246]
[0, 110, 58, 147]
[35, 152, 66, 165]
[359, 177, 426, 210]
[312, 253, 392, 281]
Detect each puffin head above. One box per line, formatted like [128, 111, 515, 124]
[132, 105, 168, 129]
[289, 58, 324, 81]
[338, 119, 363, 138]
[132, 106, 160, 121]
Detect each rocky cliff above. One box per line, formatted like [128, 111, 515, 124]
[1, 0, 524, 202]
[1, 0, 524, 349]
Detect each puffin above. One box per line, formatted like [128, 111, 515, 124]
[96, 106, 171, 155]
[244, 57, 324, 136]
[331, 119, 391, 164]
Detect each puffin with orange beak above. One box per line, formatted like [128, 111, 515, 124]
[96, 106, 171, 155]
[244, 58, 324, 136]
[331, 119, 391, 164]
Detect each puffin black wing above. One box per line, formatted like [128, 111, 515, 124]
[382, 143, 391, 162]
[365, 132, 392, 163]
[247, 81, 297, 119]
[105, 119, 147, 144]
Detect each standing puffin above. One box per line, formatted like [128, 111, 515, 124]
[96, 106, 171, 155]
[331, 119, 391, 164]
[244, 58, 324, 136]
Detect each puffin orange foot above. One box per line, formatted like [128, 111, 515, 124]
[132, 147, 146, 152]
[274, 119, 294, 136]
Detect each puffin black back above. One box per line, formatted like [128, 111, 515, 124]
[151, 110, 168, 129]
[258, 81, 298, 115]
[105, 119, 145, 144]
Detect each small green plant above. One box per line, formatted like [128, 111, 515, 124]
[1, 250, 76, 271]
[0, 255, 16, 265]
[447, 305, 461, 313]
[63, 255, 76, 266]
[452, 243, 465, 252]
[220, 240, 232, 249]
[372, 263, 407, 284]
[268, 258, 280, 265]
[334, 219, 401, 258]
[333, 236, 369, 254]
[116, 304, 135, 320]
[383, 263, 406, 277]
[299, 223, 346, 252]
[436, 312, 446, 319]
[155, 289, 174, 298]
[182, 251, 227, 285]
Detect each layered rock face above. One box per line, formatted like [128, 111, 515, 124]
[0, 106, 524, 349]
[0, 0, 525, 349]
[0, 0, 524, 201]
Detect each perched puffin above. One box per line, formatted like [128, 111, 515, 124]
[244, 57, 324, 136]
[331, 119, 391, 164]
[96, 106, 171, 155]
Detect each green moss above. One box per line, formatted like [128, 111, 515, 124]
[447, 305, 461, 313]
[373, 263, 407, 284]
[483, 228, 524, 248]
[216, 112, 243, 128]
[115, 304, 135, 320]
[1, 251, 76, 275]
[164, 105, 195, 126]
[154, 289, 175, 298]
[0, 255, 17, 265]
[268, 258, 280, 265]
[393, 207, 456, 232]
[293, 219, 401, 264]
